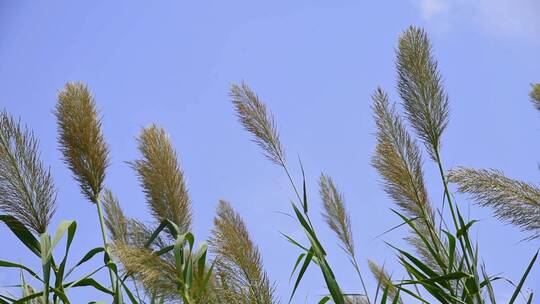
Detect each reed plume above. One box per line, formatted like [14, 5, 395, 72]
[0, 111, 56, 234]
[230, 82, 285, 168]
[103, 189, 129, 245]
[530, 83, 540, 111]
[371, 88, 442, 268]
[113, 243, 178, 300]
[320, 173, 354, 257]
[345, 297, 369, 304]
[367, 260, 402, 304]
[448, 167, 540, 239]
[371, 88, 433, 224]
[397, 26, 449, 161]
[320, 173, 371, 304]
[56, 82, 109, 204]
[130, 124, 192, 235]
[210, 200, 277, 304]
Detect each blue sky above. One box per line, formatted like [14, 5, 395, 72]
[1, 1, 539, 302]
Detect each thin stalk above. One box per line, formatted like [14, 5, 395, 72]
[280, 159, 319, 233]
[278, 158, 302, 204]
[351, 256, 371, 304]
[434, 150, 482, 303]
[95, 195, 117, 292]
[434, 151, 471, 267]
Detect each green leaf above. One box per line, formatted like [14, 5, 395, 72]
[64, 247, 105, 279]
[456, 220, 478, 239]
[289, 253, 306, 281]
[318, 296, 331, 304]
[0, 260, 42, 282]
[40, 233, 51, 304]
[299, 158, 308, 213]
[0, 215, 41, 257]
[509, 250, 538, 304]
[289, 247, 314, 303]
[65, 278, 114, 295]
[52, 220, 77, 296]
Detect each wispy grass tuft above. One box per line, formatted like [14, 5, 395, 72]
[129, 124, 192, 235]
[371, 88, 444, 269]
[367, 260, 402, 304]
[56, 82, 109, 204]
[0, 111, 56, 234]
[448, 167, 540, 239]
[210, 200, 277, 304]
[113, 243, 178, 299]
[103, 188, 129, 245]
[371, 88, 433, 225]
[230, 82, 285, 168]
[397, 26, 449, 161]
[320, 173, 370, 304]
[320, 173, 354, 257]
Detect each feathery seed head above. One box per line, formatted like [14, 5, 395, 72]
[368, 260, 402, 304]
[210, 200, 277, 304]
[0, 111, 56, 234]
[56, 82, 109, 204]
[448, 167, 540, 239]
[130, 124, 192, 235]
[103, 189, 129, 245]
[397, 26, 449, 161]
[372, 88, 442, 267]
[113, 243, 178, 299]
[319, 173, 355, 257]
[230, 82, 286, 168]
[371, 88, 432, 221]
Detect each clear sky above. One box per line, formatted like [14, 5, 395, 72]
[1, 1, 539, 303]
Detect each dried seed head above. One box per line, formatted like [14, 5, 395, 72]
[209, 200, 277, 304]
[230, 82, 286, 168]
[112, 243, 178, 300]
[371, 88, 433, 221]
[56, 82, 109, 203]
[449, 167, 540, 239]
[372, 88, 442, 267]
[129, 125, 192, 235]
[102, 189, 129, 245]
[368, 260, 402, 304]
[0, 111, 56, 234]
[319, 173, 355, 257]
[397, 26, 449, 161]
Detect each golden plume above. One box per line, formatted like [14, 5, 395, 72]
[129, 124, 192, 235]
[56, 82, 109, 204]
[371, 88, 444, 268]
[230, 82, 285, 168]
[102, 189, 129, 244]
[209, 200, 277, 304]
[113, 243, 178, 300]
[368, 260, 402, 304]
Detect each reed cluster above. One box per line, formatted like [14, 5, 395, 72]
[0, 27, 538, 304]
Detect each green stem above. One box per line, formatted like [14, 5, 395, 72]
[435, 150, 482, 303]
[435, 151, 470, 266]
[95, 195, 117, 293]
